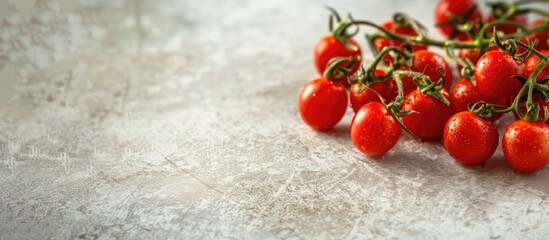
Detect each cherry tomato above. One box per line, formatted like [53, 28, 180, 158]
[514, 97, 549, 125]
[374, 20, 428, 53]
[401, 89, 455, 140]
[350, 70, 398, 112]
[444, 111, 499, 165]
[503, 120, 549, 173]
[435, 0, 483, 40]
[396, 51, 454, 98]
[449, 78, 508, 121]
[351, 102, 401, 155]
[487, 14, 527, 35]
[457, 42, 498, 72]
[474, 50, 525, 100]
[519, 19, 549, 53]
[314, 36, 362, 87]
[410, 50, 454, 91]
[525, 50, 549, 81]
[299, 78, 348, 131]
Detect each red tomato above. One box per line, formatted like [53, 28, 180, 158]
[434, 0, 483, 40]
[449, 78, 508, 121]
[351, 102, 401, 155]
[401, 89, 455, 140]
[474, 50, 525, 100]
[397, 66, 418, 96]
[444, 111, 499, 165]
[503, 120, 549, 173]
[410, 50, 454, 91]
[520, 19, 549, 52]
[457, 43, 499, 72]
[350, 70, 398, 112]
[393, 51, 453, 97]
[487, 14, 527, 35]
[525, 50, 549, 81]
[514, 97, 549, 125]
[374, 20, 428, 53]
[314, 36, 362, 87]
[299, 78, 348, 131]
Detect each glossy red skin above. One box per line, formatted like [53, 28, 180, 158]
[520, 19, 549, 53]
[351, 102, 401, 156]
[410, 50, 453, 91]
[449, 79, 507, 121]
[457, 44, 499, 72]
[487, 14, 527, 35]
[314, 36, 362, 87]
[444, 111, 499, 165]
[374, 21, 428, 54]
[350, 70, 398, 112]
[401, 89, 455, 140]
[514, 97, 549, 125]
[435, 0, 483, 40]
[503, 120, 549, 173]
[474, 51, 525, 100]
[299, 78, 348, 131]
[525, 50, 549, 81]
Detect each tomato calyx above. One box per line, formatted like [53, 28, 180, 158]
[326, 7, 360, 52]
[323, 56, 361, 83]
[407, 69, 451, 106]
[469, 101, 508, 120]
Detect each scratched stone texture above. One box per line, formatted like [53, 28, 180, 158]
[1, 0, 549, 239]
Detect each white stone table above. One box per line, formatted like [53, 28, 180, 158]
[1, 0, 549, 239]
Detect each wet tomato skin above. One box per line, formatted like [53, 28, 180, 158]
[503, 120, 549, 173]
[444, 111, 499, 165]
[299, 78, 348, 131]
[314, 36, 362, 87]
[474, 51, 525, 100]
[401, 89, 455, 140]
[350, 70, 398, 112]
[351, 102, 401, 156]
[411, 50, 454, 91]
[449, 78, 507, 121]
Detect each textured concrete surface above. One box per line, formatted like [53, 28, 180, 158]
[1, 0, 549, 239]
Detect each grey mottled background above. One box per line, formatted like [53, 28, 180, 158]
[1, 0, 549, 239]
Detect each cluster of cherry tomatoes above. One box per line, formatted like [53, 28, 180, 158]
[299, 0, 549, 173]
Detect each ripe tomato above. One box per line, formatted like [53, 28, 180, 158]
[434, 0, 483, 40]
[487, 14, 527, 35]
[474, 50, 525, 100]
[449, 78, 508, 121]
[525, 50, 549, 81]
[314, 36, 362, 87]
[520, 19, 549, 53]
[395, 50, 454, 98]
[457, 42, 498, 72]
[299, 78, 348, 131]
[350, 70, 398, 112]
[374, 20, 428, 53]
[503, 120, 549, 173]
[401, 89, 455, 140]
[444, 111, 499, 165]
[351, 102, 401, 155]
[410, 50, 454, 91]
